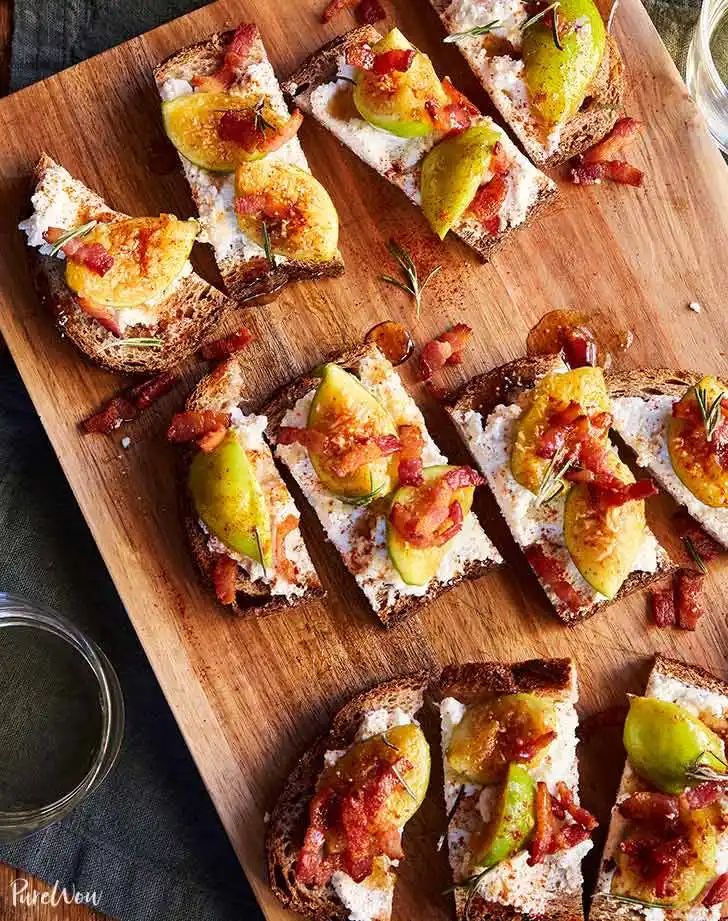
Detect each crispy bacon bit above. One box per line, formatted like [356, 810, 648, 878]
[197, 427, 228, 453]
[397, 424, 425, 487]
[418, 323, 473, 380]
[514, 730, 556, 763]
[75, 296, 122, 337]
[212, 554, 238, 605]
[577, 704, 628, 741]
[372, 48, 416, 75]
[556, 782, 599, 831]
[591, 478, 659, 510]
[469, 173, 508, 235]
[685, 782, 722, 810]
[278, 426, 401, 478]
[676, 568, 706, 630]
[275, 515, 299, 584]
[345, 41, 376, 70]
[525, 545, 587, 613]
[425, 78, 479, 135]
[571, 160, 644, 187]
[81, 372, 177, 435]
[582, 118, 642, 165]
[44, 227, 114, 277]
[388, 466, 482, 548]
[233, 190, 306, 245]
[322, 0, 355, 22]
[191, 23, 257, 92]
[529, 782, 555, 865]
[673, 509, 723, 562]
[620, 792, 680, 826]
[200, 327, 255, 361]
[651, 586, 676, 627]
[356, 0, 386, 22]
[703, 872, 728, 907]
[167, 410, 231, 444]
[217, 108, 303, 156]
[529, 781, 598, 865]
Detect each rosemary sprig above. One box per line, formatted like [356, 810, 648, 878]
[444, 21, 501, 42]
[685, 750, 728, 784]
[110, 337, 164, 349]
[253, 98, 276, 134]
[437, 785, 466, 852]
[683, 536, 708, 574]
[335, 73, 357, 84]
[381, 240, 441, 319]
[391, 764, 417, 801]
[342, 472, 386, 508]
[47, 220, 97, 256]
[521, 0, 564, 50]
[535, 446, 574, 507]
[694, 384, 726, 442]
[608, 895, 663, 909]
[254, 528, 268, 577]
[261, 221, 277, 270]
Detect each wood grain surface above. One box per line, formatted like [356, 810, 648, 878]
[0, 0, 727, 919]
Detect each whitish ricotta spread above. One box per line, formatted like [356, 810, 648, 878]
[308, 59, 550, 233]
[612, 394, 728, 548]
[450, 401, 660, 616]
[275, 352, 501, 615]
[439, 674, 591, 915]
[200, 409, 318, 599]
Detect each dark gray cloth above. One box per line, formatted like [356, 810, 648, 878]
[2, 7, 263, 919]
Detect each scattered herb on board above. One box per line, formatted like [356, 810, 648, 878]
[683, 535, 708, 574]
[381, 239, 441, 318]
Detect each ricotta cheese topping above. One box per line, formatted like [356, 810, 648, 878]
[159, 56, 309, 264]
[439, 678, 591, 914]
[18, 160, 195, 332]
[275, 352, 501, 614]
[451, 402, 660, 615]
[308, 60, 549, 233]
[201, 409, 318, 599]
[611, 394, 728, 548]
[445, 0, 527, 50]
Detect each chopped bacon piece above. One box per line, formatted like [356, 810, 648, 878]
[439, 323, 473, 354]
[514, 730, 556, 763]
[81, 372, 177, 435]
[212, 554, 238, 605]
[619, 792, 680, 825]
[388, 466, 482, 548]
[675, 568, 706, 630]
[673, 509, 723, 562]
[191, 23, 257, 91]
[200, 327, 255, 361]
[529, 782, 555, 865]
[685, 782, 722, 810]
[556, 782, 599, 831]
[469, 173, 508, 234]
[582, 118, 642, 165]
[397, 423, 424, 487]
[275, 515, 300, 585]
[75, 296, 122, 337]
[322, 0, 355, 22]
[167, 410, 231, 444]
[278, 426, 400, 478]
[345, 41, 375, 70]
[591, 478, 659, 509]
[571, 160, 644, 187]
[418, 324, 473, 380]
[233, 192, 268, 216]
[197, 427, 227, 453]
[525, 545, 586, 613]
[356, 0, 386, 22]
[563, 325, 597, 368]
[44, 227, 115, 277]
[372, 48, 416, 75]
[217, 108, 303, 156]
[577, 704, 628, 741]
[651, 586, 676, 627]
[703, 872, 728, 907]
[426, 78, 479, 134]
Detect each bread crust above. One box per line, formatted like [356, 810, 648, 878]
[261, 342, 501, 627]
[429, 0, 625, 167]
[25, 154, 230, 374]
[153, 29, 345, 304]
[282, 28, 557, 264]
[181, 357, 324, 617]
[447, 357, 675, 624]
[265, 670, 433, 920]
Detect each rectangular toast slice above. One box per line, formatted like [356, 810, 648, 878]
[608, 368, 728, 549]
[447, 356, 673, 623]
[18, 154, 230, 375]
[591, 654, 728, 921]
[429, 0, 625, 166]
[263, 343, 502, 626]
[435, 659, 592, 921]
[153, 24, 345, 303]
[282, 26, 556, 262]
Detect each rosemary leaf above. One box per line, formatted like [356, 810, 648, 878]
[391, 765, 417, 801]
[694, 385, 725, 442]
[437, 786, 466, 852]
[261, 221, 277, 270]
[444, 21, 501, 42]
[381, 240, 441, 319]
[110, 337, 164, 349]
[521, 1, 560, 32]
[47, 221, 97, 256]
[683, 536, 708, 574]
[535, 446, 574, 507]
[254, 528, 268, 577]
[253, 98, 276, 134]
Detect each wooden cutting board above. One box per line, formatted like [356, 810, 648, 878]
[1, 0, 727, 918]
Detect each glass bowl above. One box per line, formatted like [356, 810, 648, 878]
[0, 593, 124, 840]
[686, 0, 728, 153]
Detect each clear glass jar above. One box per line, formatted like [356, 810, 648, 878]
[686, 0, 728, 153]
[0, 593, 124, 840]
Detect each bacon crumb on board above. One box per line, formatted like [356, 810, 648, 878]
[81, 372, 177, 435]
[569, 118, 644, 187]
[200, 326, 255, 360]
[322, 0, 385, 24]
[673, 509, 723, 562]
[418, 324, 472, 380]
[650, 566, 707, 631]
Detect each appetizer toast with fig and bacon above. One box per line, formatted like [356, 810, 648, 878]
[262, 342, 502, 626]
[19, 154, 230, 374]
[435, 659, 597, 921]
[267, 671, 432, 921]
[447, 355, 673, 623]
[154, 24, 344, 302]
[592, 654, 728, 921]
[282, 26, 556, 262]
[430, 0, 625, 166]
[168, 357, 324, 616]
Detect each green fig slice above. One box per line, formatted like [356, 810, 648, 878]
[188, 431, 273, 566]
[420, 124, 501, 240]
[623, 696, 727, 793]
[472, 763, 536, 868]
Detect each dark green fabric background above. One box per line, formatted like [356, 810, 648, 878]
[0, 0, 703, 919]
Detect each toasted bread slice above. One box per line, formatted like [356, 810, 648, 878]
[447, 357, 673, 624]
[608, 368, 728, 548]
[19, 154, 230, 374]
[266, 670, 432, 921]
[181, 357, 324, 616]
[430, 0, 625, 167]
[435, 659, 589, 921]
[282, 27, 557, 263]
[591, 654, 728, 921]
[262, 342, 502, 627]
[153, 26, 345, 302]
